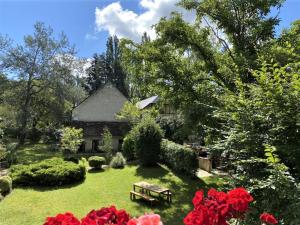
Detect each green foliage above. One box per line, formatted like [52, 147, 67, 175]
[264, 145, 280, 164]
[84, 36, 128, 96]
[60, 127, 83, 154]
[116, 101, 143, 125]
[212, 63, 300, 224]
[0, 144, 6, 161]
[116, 101, 158, 125]
[134, 117, 163, 166]
[110, 152, 126, 169]
[101, 127, 113, 162]
[0, 176, 12, 196]
[160, 139, 198, 175]
[10, 158, 86, 186]
[88, 156, 106, 169]
[121, 131, 136, 161]
[157, 115, 186, 144]
[0, 22, 85, 144]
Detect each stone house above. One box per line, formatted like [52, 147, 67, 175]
[71, 83, 129, 152]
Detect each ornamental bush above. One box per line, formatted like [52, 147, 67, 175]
[88, 156, 106, 169]
[110, 152, 126, 169]
[134, 117, 163, 166]
[60, 127, 83, 154]
[0, 175, 12, 196]
[121, 131, 136, 161]
[160, 139, 198, 175]
[10, 158, 86, 186]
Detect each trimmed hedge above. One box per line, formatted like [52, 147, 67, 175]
[88, 156, 106, 169]
[0, 176, 12, 196]
[160, 139, 198, 175]
[10, 158, 86, 186]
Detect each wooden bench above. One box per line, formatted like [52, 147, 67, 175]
[130, 191, 156, 206]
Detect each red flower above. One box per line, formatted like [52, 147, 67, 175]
[184, 208, 210, 225]
[43, 212, 80, 225]
[184, 187, 255, 225]
[260, 213, 278, 224]
[81, 206, 130, 225]
[227, 188, 253, 213]
[192, 190, 204, 209]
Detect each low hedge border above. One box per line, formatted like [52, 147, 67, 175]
[160, 139, 198, 175]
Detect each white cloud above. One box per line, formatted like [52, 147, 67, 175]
[56, 54, 91, 78]
[95, 0, 196, 42]
[85, 33, 98, 40]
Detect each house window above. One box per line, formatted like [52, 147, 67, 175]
[92, 140, 99, 152]
[78, 141, 85, 153]
[118, 139, 123, 151]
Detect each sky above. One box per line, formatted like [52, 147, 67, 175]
[0, 0, 299, 59]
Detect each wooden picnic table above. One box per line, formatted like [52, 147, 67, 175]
[132, 181, 172, 203]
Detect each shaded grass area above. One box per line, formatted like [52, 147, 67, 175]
[0, 164, 225, 225]
[15, 143, 62, 164]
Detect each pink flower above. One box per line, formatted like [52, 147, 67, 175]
[127, 214, 163, 225]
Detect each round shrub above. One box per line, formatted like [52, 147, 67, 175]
[10, 158, 86, 187]
[88, 156, 106, 169]
[122, 131, 136, 161]
[134, 117, 163, 166]
[110, 152, 126, 169]
[0, 176, 12, 196]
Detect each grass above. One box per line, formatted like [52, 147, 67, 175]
[16, 142, 62, 164]
[0, 143, 226, 225]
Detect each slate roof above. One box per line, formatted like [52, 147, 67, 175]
[136, 95, 159, 109]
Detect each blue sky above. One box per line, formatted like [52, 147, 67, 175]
[0, 0, 299, 58]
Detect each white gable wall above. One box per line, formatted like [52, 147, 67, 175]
[72, 84, 127, 122]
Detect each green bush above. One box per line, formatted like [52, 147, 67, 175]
[88, 156, 106, 169]
[160, 139, 198, 175]
[60, 127, 83, 154]
[63, 156, 79, 164]
[10, 158, 86, 186]
[122, 131, 136, 161]
[0, 176, 12, 196]
[134, 117, 163, 166]
[110, 152, 126, 168]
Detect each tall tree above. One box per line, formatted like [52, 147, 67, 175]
[0, 22, 76, 143]
[85, 36, 128, 96]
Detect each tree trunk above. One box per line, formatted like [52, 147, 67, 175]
[18, 75, 33, 145]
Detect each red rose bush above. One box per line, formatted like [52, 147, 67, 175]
[43, 212, 81, 225]
[260, 213, 278, 225]
[42, 188, 278, 225]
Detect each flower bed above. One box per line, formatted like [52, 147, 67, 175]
[42, 187, 278, 225]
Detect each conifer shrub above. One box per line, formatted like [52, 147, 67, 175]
[11, 158, 86, 186]
[110, 152, 126, 169]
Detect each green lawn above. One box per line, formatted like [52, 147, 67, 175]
[16, 143, 62, 164]
[0, 143, 225, 225]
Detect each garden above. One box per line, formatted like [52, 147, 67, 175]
[1, 0, 300, 224]
[0, 142, 224, 225]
